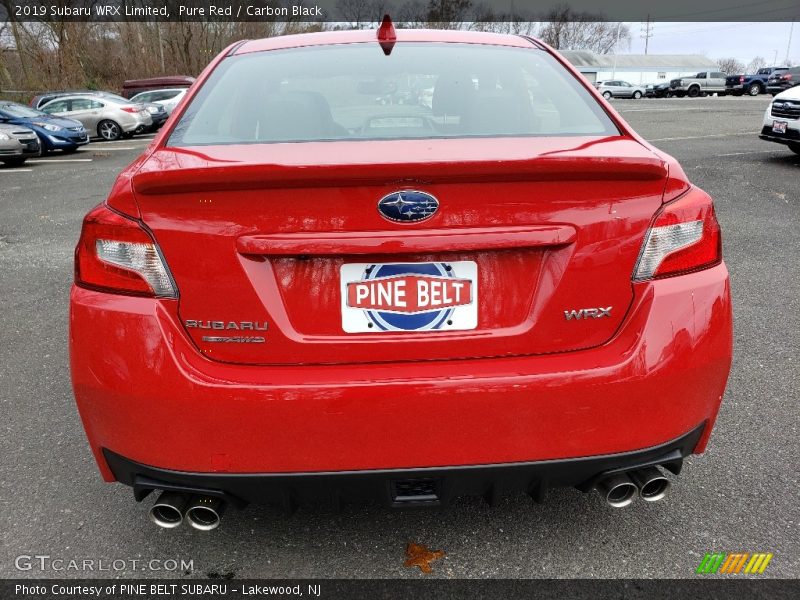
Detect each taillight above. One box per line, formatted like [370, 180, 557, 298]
[75, 204, 177, 297]
[633, 187, 722, 281]
[783, 74, 792, 81]
[120, 106, 139, 113]
[739, 76, 744, 83]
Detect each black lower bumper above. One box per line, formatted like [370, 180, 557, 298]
[760, 124, 800, 146]
[104, 423, 705, 511]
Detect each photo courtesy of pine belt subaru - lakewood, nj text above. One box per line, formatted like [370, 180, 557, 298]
[69, 21, 733, 531]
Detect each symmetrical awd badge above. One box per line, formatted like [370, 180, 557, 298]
[378, 190, 439, 223]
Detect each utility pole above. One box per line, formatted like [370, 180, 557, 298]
[641, 15, 653, 55]
[786, 19, 795, 65]
[612, 22, 622, 79]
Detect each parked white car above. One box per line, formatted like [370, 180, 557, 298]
[594, 80, 646, 99]
[129, 88, 188, 115]
[39, 95, 152, 141]
[759, 85, 800, 154]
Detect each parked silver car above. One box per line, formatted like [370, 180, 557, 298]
[39, 95, 152, 141]
[0, 123, 41, 166]
[595, 80, 646, 99]
[130, 88, 188, 115]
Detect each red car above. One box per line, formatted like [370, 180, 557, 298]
[70, 23, 733, 531]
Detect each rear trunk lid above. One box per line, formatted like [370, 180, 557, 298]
[132, 136, 667, 365]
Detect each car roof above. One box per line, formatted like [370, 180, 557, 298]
[132, 88, 186, 96]
[41, 94, 120, 105]
[236, 28, 537, 55]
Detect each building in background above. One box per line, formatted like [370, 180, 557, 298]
[562, 51, 718, 85]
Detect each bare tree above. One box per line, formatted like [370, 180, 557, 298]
[0, 10, 328, 96]
[746, 56, 766, 73]
[537, 6, 630, 54]
[469, 2, 535, 35]
[395, 1, 427, 28]
[336, 0, 387, 28]
[716, 57, 744, 75]
[425, 0, 472, 27]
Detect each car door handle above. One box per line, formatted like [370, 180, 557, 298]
[236, 225, 577, 256]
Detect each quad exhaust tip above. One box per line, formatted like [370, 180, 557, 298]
[629, 466, 671, 502]
[595, 466, 671, 507]
[149, 491, 189, 528]
[596, 472, 638, 508]
[149, 492, 227, 530]
[185, 496, 226, 531]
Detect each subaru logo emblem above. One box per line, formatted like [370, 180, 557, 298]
[377, 190, 439, 223]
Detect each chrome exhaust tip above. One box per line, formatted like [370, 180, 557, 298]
[629, 466, 671, 502]
[596, 473, 638, 508]
[149, 491, 189, 528]
[185, 496, 226, 531]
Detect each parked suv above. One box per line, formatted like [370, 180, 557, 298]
[595, 80, 645, 99]
[70, 28, 733, 530]
[767, 66, 800, 96]
[759, 86, 800, 154]
[130, 88, 188, 116]
[670, 72, 727, 97]
[40, 95, 152, 140]
[121, 76, 194, 99]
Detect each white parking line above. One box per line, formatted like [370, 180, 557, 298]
[26, 158, 93, 163]
[0, 169, 32, 173]
[619, 107, 718, 113]
[100, 137, 154, 144]
[92, 147, 140, 151]
[648, 132, 759, 142]
[718, 150, 784, 157]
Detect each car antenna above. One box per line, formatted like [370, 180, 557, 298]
[377, 14, 397, 56]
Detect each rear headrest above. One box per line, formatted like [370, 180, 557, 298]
[464, 90, 538, 135]
[258, 91, 341, 141]
[432, 73, 475, 117]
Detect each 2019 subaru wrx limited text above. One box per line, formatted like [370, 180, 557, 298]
[70, 25, 733, 531]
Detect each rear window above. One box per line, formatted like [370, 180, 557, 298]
[169, 42, 618, 146]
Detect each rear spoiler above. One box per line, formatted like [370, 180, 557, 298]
[133, 155, 667, 195]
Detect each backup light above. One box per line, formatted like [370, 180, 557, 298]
[75, 204, 177, 298]
[633, 187, 722, 281]
[95, 239, 175, 297]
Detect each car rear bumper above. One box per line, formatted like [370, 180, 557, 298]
[70, 263, 733, 482]
[767, 85, 792, 95]
[104, 424, 705, 508]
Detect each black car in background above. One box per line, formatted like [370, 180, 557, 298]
[767, 67, 800, 96]
[645, 82, 671, 98]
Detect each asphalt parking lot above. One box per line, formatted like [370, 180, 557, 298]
[1, 96, 798, 580]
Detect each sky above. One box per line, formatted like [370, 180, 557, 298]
[623, 22, 798, 65]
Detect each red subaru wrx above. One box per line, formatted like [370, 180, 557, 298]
[70, 26, 733, 530]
